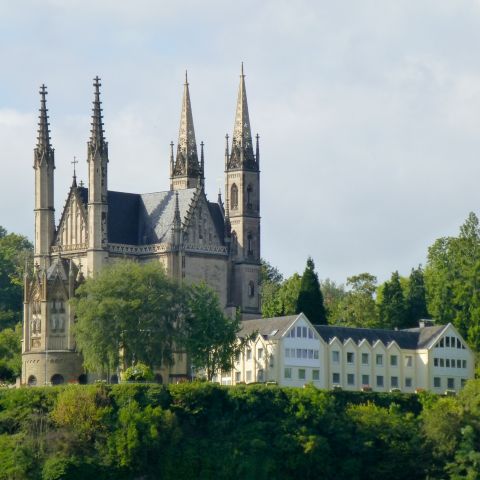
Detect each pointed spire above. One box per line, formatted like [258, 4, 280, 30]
[173, 71, 200, 181]
[174, 191, 181, 225]
[71, 156, 78, 186]
[255, 133, 260, 168]
[228, 63, 256, 170]
[89, 76, 106, 154]
[35, 84, 54, 167]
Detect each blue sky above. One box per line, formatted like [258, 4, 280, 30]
[2, 0, 480, 285]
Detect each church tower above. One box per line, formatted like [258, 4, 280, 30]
[225, 64, 261, 317]
[86, 77, 109, 274]
[170, 72, 203, 190]
[34, 85, 55, 269]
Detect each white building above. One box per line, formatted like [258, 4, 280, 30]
[219, 313, 474, 394]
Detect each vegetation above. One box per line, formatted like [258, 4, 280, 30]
[0, 381, 477, 479]
[296, 257, 327, 325]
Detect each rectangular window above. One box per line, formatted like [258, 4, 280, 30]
[302, 326, 307, 338]
[284, 368, 292, 379]
[457, 359, 461, 368]
[258, 348, 263, 359]
[347, 352, 355, 364]
[308, 328, 313, 339]
[448, 378, 455, 389]
[440, 338, 444, 348]
[314, 350, 319, 359]
[391, 376, 399, 388]
[258, 369, 264, 382]
[362, 353, 369, 365]
[461, 378, 467, 388]
[290, 328, 295, 338]
[434, 377, 441, 388]
[302, 349, 307, 359]
[434, 358, 439, 367]
[446, 336, 450, 348]
[297, 349, 302, 358]
[269, 354, 275, 368]
[446, 359, 450, 368]
[332, 372, 340, 384]
[347, 373, 355, 386]
[376, 375, 384, 387]
[298, 369, 306, 380]
[285, 348, 290, 358]
[405, 377, 412, 388]
[312, 369, 320, 381]
[308, 349, 313, 359]
[405, 355, 413, 367]
[457, 338, 462, 349]
[332, 351, 340, 363]
[246, 371, 252, 382]
[235, 372, 241, 382]
[463, 360, 467, 369]
[451, 359, 456, 368]
[246, 349, 252, 360]
[362, 374, 369, 386]
[297, 326, 302, 337]
[440, 358, 445, 367]
[376, 354, 383, 366]
[390, 355, 398, 367]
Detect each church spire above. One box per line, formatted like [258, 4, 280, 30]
[89, 76, 106, 155]
[171, 71, 202, 190]
[228, 63, 256, 171]
[35, 84, 54, 167]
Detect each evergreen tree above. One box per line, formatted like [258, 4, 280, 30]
[405, 266, 429, 327]
[379, 271, 407, 329]
[295, 257, 327, 325]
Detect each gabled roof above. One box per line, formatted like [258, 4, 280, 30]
[239, 314, 299, 339]
[313, 324, 445, 350]
[73, 186, 225, 246]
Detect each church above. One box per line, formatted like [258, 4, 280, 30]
[21, 66, 261, 386]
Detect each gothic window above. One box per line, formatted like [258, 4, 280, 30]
[50, 374, 65, 385]
[247, 233, 253, 256]
[231, 184, 238, 210]
[247, 185, 253, 209]
[248, 281, 255, 297]
[27, 375, 37, 386]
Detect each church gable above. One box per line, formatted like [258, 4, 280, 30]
[182, 191, 224, 247]
[55, 187, 88, 249]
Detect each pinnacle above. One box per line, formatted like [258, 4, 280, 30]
[89, 76, 106, 150]
[37, 84, 51, 151]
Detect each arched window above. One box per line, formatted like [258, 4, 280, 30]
[78, 374, 88, 385]
[247, 233, 253, 256]
[27, 375, 37, 386]
[50, 374, 64, 385]
[231, 184, 238, 210]
[248, 281, 255, 297]
[247, 185, 253, 209]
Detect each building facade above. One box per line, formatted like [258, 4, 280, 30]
[220, 313, 474, 394]
[22, 68, 261, 386]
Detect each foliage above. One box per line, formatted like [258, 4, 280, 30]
[320, 278, 346, 324]
[296, 257, 327, 325]
[0, 323, 21, 382]
[0, 226, 33, 329]
[71, 261, 185, 373]
[379, 271, 408, 329]
[260, 259, 284, 318]
[123, 362, 154, 382]
[334, 273, 379, 327]
[425, 212, 480, 350]
[182, 283, 243, 381]
[405, 266, 429, 328]
[262, 272, 302, 318]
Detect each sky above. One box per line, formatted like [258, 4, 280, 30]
[1, 0, 480, 285]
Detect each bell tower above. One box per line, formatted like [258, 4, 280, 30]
[225, 64, 261, 318]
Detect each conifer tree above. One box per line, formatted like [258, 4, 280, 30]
[295, 257, 327, 325]
[379, 271, 407, 329]
[405, 266, 429, 327]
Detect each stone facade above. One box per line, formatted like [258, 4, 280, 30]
[22, 68, 261, 385]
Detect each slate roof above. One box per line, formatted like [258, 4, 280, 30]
[240, 313, 446, 349]
[75, 187, 225, 246]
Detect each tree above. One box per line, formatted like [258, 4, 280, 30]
[320, 279, 346, 324]
[405, 266, 429, 328]
[71, 261, 185, 373]
[424, 212, 480, 349]
[378, 271, 407, 329]
[334, 273, 379, 327]
[295, 257, 327, 325]
[0, 323, 22, 382]
[0, 226, 33, 329]
[260, 259, 284, 318]
[182, 283, 244, 381]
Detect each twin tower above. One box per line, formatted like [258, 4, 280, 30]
[23, 66, 261, 385]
